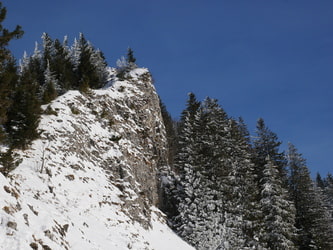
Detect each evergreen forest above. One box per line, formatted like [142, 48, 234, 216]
[0, 2, 332, 249]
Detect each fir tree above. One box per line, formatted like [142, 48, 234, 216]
[287, 143, 333, 249]
[179, 92, 201, 127]
[41, 33, 55, 69]
[252, 118, 287, 186]
[41, 61, 58, 104]
[259, 157, 297, 249]
[6, 69, 41, 149]
[51, 38, 77, 93]
[173, 97, 225, 249]
[116, 47, 138, 80]
[74, 33, 107, 89]
[126, 47, 137, 68]
[174, 96, 262, 249]
[159, 98, 177, 167]
[0, 56, 19, 142]
[0, 2, 23, 142]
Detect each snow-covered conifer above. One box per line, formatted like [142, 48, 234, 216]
[259, 157, 297, 249]
[288, 143, 333, 249]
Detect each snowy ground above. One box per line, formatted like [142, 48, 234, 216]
[0, 68, 194, 250]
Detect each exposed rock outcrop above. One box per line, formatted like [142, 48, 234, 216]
[0, 68, 192, 249]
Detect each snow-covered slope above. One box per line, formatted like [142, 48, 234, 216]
[0, 68, 194, 250]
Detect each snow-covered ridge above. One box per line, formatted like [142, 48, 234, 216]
[0, 68, 193, 250]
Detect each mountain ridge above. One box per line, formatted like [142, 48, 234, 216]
[0, 67, 193, 250]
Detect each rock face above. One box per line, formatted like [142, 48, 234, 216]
[0, 68, 192, 249]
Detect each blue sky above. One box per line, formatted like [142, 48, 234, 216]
[4, 0, 333, 176]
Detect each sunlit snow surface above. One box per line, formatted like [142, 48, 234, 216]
[0, 68, 193, 250]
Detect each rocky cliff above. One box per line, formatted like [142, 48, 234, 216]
[0, 68, 193, 250]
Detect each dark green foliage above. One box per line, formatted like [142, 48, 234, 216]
[0, 2, 23, 64]
[0, 56, 18, 142]
[42, 80, 57, 104]
[116, 48, 138, 80]
[126, 47, 136, 65]
[0, 149, 21, 176]
[287, 143, 333, 249]
[252, 118, 287, 184]
[0, 2, 23, 143]
[5, 75, 41, 149]
[259, 158, 297, 249]
[172, 95, 263, 249]
[50, 38, 77, 93]
[109, 135, 122, 142]
[159, 98, 177, 167]
[179, 92, 200, 128]
[76, 34, 98, 89]
[75, 33, 108, 89]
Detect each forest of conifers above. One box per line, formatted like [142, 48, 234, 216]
[0, 2, 332, 249]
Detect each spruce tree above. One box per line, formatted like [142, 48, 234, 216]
[126, 47, 137, 68]
[174, 98, 225, 250]
[0, 56, 19, 142]
[174, 96, 262, 249]
[159, 98, 177, 167]
[74, 33, 107, 90]
[42, 61, 58, 104]
[259, 157, 297, 249]
[6, 68, 41, 149]
[287, 143, 333, 249]
[0, 2, 23, 142]
[41, 33, 55, 69]
[51, 38, 77, 93]
[252, 118, 287, 187]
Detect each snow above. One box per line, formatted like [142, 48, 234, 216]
[0, 68, 194, 250]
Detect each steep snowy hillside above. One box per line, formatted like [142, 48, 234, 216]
[0, 68, 194, 250]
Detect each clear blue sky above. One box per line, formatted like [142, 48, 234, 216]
[4, 0, 333, 176]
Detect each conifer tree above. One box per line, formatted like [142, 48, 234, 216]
[0, 56, 19, 142]
[322, 173, 333, 225]
[42, 61, 58, 104]
[51, 38, 77, 93]
[28, 42, 45, 88]
[159, 98, 177, 167]
[0, 2, 23, 142]
[287, 143, 333, 249]
[259, 157, 297, 249]
[6, 68, 41, 149]
[74, 33, 107, 89]
[174, 99, 225, 249]
[177, 92, 201, 140]
[174, 96, 262, 249]
[252, 118, 287, 185]
[126, 47, 137, 69]
[41, 33, 55, 69]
